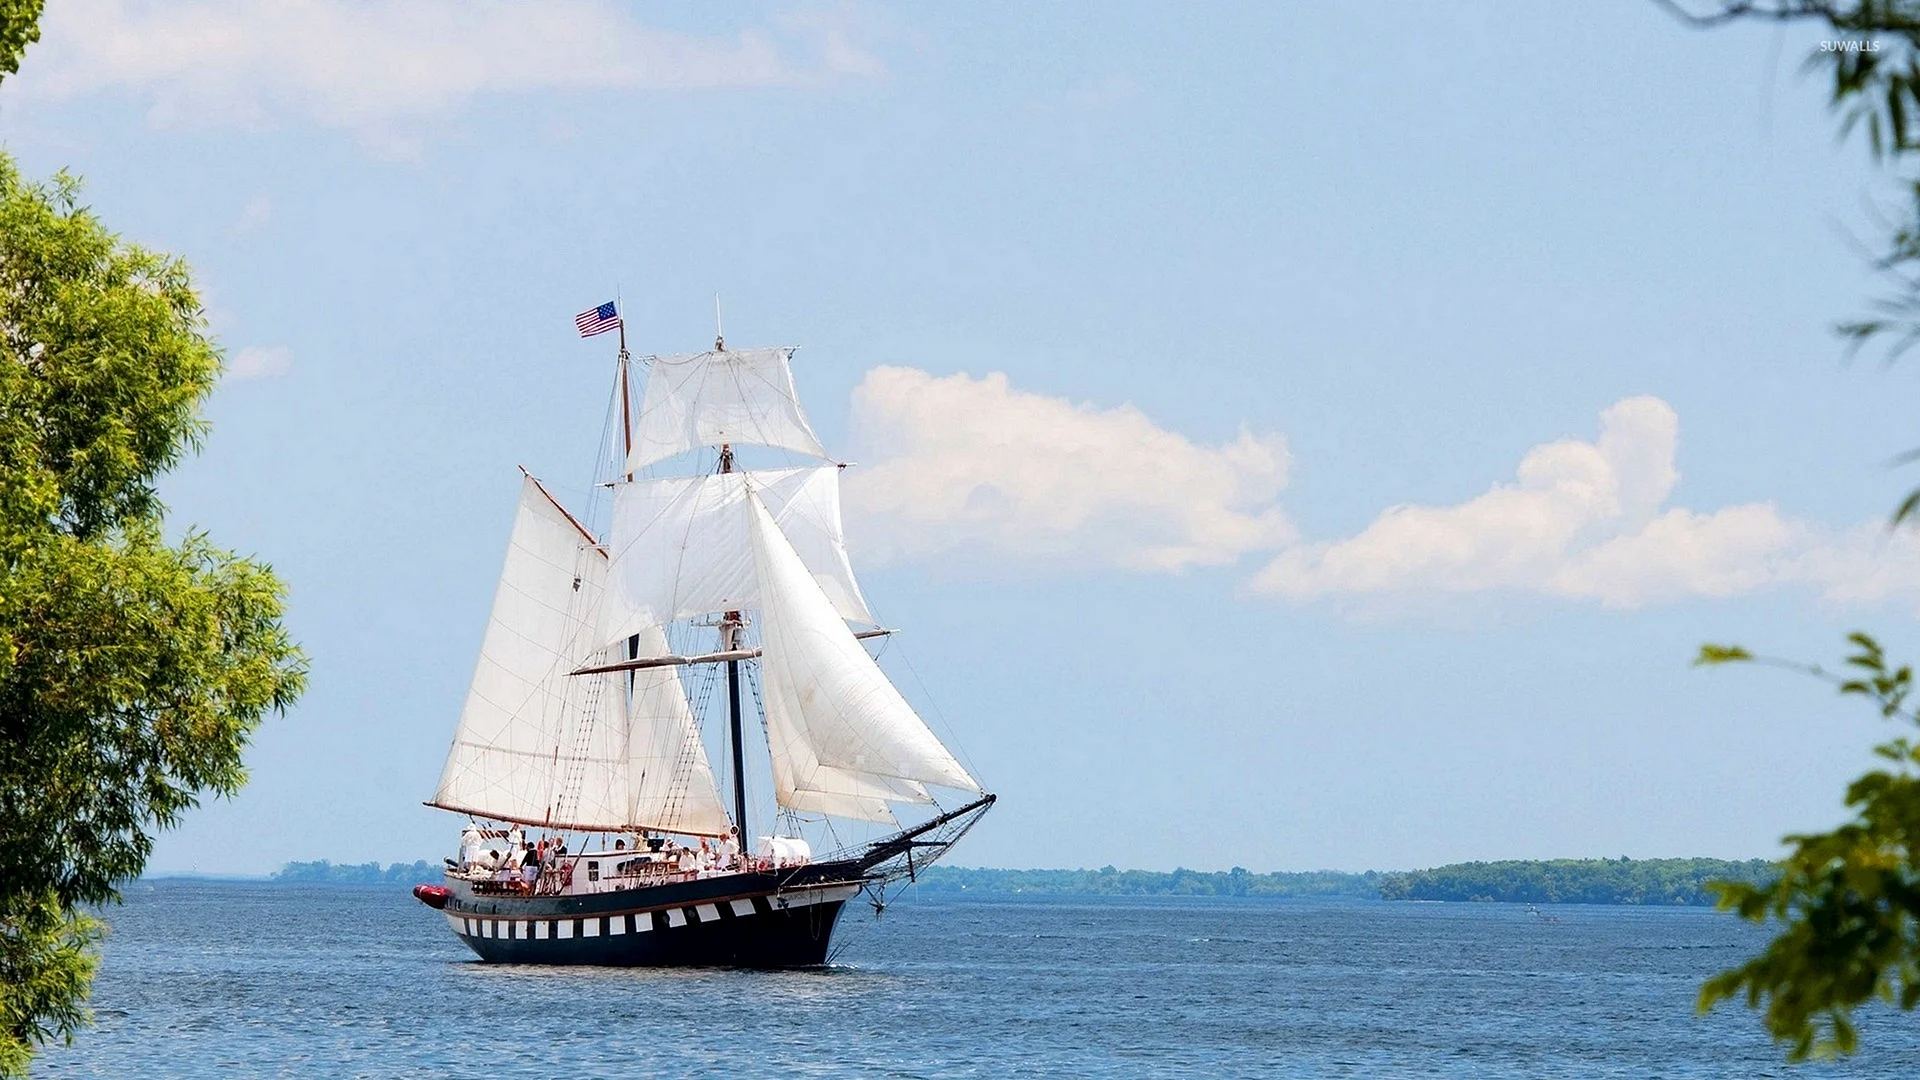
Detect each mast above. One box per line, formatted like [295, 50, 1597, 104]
[618, 317, 641, 799]
[719, 432, 749, 849]
[617, 319, 634, 480]
[709, 321, 748, 847]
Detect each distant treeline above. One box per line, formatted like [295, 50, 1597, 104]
[268, 856, 1778, 905]
[1375, 858, 1777, 905]
[911, 865, 1383, 898]
[915, 858, 1775, 905]
[273, 859, 442, 885]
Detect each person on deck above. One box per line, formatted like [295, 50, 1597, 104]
[460, 826, 484, 868]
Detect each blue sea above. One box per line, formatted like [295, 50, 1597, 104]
[30, 881, 1920, 1077]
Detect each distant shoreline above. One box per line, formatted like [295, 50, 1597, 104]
[143, 857, 1777, 906]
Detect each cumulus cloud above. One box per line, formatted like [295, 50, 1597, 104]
[12, 0, 885, 154]
[842, 367, 1295, 573]
[1250, 396, 1920, 608]
[228, 345, 292, 380]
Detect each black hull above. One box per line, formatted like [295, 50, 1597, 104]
[438, 861, 868, 968]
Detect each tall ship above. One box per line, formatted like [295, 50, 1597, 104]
[411, 314, 993, 966]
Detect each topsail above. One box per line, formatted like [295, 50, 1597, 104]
[626, 346, 826, 472]
[598, 465, 872, 647]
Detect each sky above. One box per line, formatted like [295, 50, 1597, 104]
[10, 1, 1920, 875]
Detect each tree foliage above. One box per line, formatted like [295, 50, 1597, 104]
[0, 0, 39, 82]
[1377, 858, 1775, 905]
[1658, 2, 1920, 1058]
[1694, 634, 1920, 1059]
[911, 865, 1383, 898]
[272, 861, 444, 886]
[0, 895, 96, 1078]
[0, 156, 307, 1072]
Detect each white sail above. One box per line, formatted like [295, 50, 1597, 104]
[599, 465, 872, 646]
[623, 623, 735, 836]
[433, 476, 624, 828]
[778, 782, 893, 824]
[748, 490, 982, 817]
[434, 476, 732, 835]
[770, 752, 931, 825]
[626, 346, 827, 472]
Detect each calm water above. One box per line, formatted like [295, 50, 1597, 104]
[30, 881, 1920, 1077]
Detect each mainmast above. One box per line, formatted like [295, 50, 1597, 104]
[715, 321, 750, 849]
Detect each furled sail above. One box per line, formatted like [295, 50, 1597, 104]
[433, 476, 731, 835]
[747, 490, 981, 820]
[626, 346, 826, 472]
[623, 622, 734, 836]
[599, 465, 872, 647]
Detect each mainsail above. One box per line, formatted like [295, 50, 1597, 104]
[598, 465, 872, 648]
[747, 490, 982, 822]
[626, 346, 826, 472]
[622, 622, 734, 836]
[432, 475, 731, 834]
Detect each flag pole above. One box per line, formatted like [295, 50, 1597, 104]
[616, 299, 632, 479]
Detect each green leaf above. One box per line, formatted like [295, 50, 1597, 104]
[1696, 643, 1754, 666]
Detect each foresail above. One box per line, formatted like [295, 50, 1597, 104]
[625, 623, 734, 836]
[434, 476, 628, 829]
[626, 346, 826, 472]
[764, 680, 934, 826]
[434, 476, 732, 835]
[769, 752, 931, 825]
[599, 465, 872, 647]
[748, 490, 982, 818]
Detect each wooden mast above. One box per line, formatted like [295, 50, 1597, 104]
[617, 318, 633, 479]
[617, 313, 642, 789]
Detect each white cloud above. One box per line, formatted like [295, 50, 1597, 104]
[234, 194, 271, 233]
[1250, 395, 1920, 608]
[13, 0, 884, 154]
[228, 345, 292, 380]
[842, 367, 1295, 573]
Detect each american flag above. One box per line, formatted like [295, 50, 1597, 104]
[574, 301, 621, 338]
